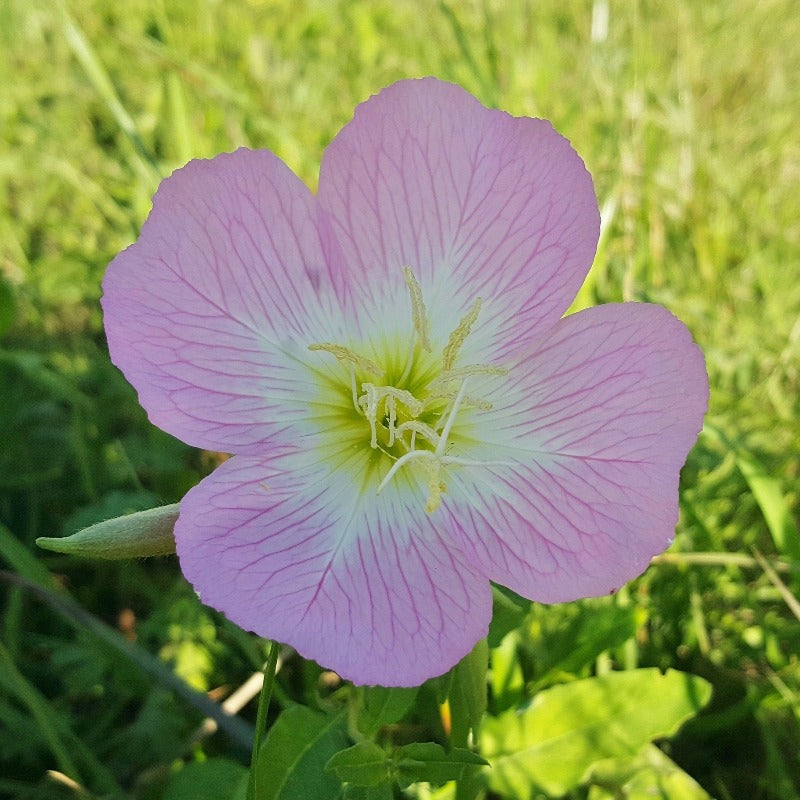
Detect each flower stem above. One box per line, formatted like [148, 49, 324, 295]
[246, 640, 280, 800]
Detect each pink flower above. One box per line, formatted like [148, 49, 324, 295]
[102, 78, 708, 686]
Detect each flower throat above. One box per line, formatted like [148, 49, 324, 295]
[310, 268, 509, 513]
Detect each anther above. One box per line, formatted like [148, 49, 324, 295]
[442, 297, 482, 370]
[308, 343, 384, 376]
[428, 364, 508, 391]
[403, 267, 432, 353]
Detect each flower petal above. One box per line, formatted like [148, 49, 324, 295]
[317, 77, 600, 359]
[175, 450, 492, 687]
[102, 149, 352, 455]
[442, 303, 708, 601]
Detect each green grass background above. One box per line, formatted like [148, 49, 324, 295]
[0, 1, 798, 798]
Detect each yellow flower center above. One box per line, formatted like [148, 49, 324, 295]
[309, 269, 509, 513]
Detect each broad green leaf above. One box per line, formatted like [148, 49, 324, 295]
[356, 686, 419, 737]
[395, 743, 488, 789]
[326, 741, 488, 792]
[448, 638, 488, 748]
[326, 742, 393, 787]
[255, 707, 348, 800]
[482, 668, 712, 798]
[164, 758, 248, 800]
[737, 453, 800, 560]
[37, 503, 178, 559]
[587, 744, 712, 800]
[342, 783, 394, 800]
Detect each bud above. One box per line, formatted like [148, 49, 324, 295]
[37, 504, 178, 559]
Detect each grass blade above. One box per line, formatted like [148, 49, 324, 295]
[0, 642, 81, 781]
[57, 2, 161, 178]
[0, 571, 254, 751]
[737, 453, 800, 560]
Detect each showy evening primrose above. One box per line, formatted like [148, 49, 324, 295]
[102, 78, 708, 686]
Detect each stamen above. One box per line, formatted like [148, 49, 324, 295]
[440, 455, 515, 469]
[442, 297, 482, 371]
[436, 380, 468, 457]
[358, 384, 425, 449]
[385, 394, 398, 447]
[359, 385, 424, 418]
[395, 420, 440, 449]
[309, 343, 384, 376]
[428, 363, 508, 391]
[374, 377, 514, 513]
[309, 280, 512, 517]
[376, 449, 433, 494]
[423, 459, 445, 513]
[358, 383, 382, 448]
[430, 392, 492, 417]
[403, 267, 432, 353]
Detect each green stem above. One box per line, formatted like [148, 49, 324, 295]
[246, 641, 281, 800]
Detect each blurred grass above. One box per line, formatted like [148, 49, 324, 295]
[1, 0, 798, 798]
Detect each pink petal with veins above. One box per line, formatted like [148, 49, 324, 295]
[175, 449, 492, 686]
[317, 77, 600, 360]
[443, 303, 709, 601]
[102, 149, 351, 455]
[101, 79, 709, 687]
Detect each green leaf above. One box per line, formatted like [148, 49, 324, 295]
[395, 743, 488, 789]
[37, 503, 178, 559]
[587, 744, 712, 800]
[164, 758, 248, 800]
[327, 742, 488, 793]
[357, 685, 419, 737]
[342, 784, 394, 800]
[737, 452, 800, 560]
[532, 602, 638, 686]
[326, 742, 393, 787]
[481, 668, 712, 797]
[448, 638, 488, 748]
[254, 707, 348, 800]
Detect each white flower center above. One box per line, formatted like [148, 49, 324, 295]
[309, 269, 510, 513]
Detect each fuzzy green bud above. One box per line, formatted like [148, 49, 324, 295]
[37, 504, 178, 559]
